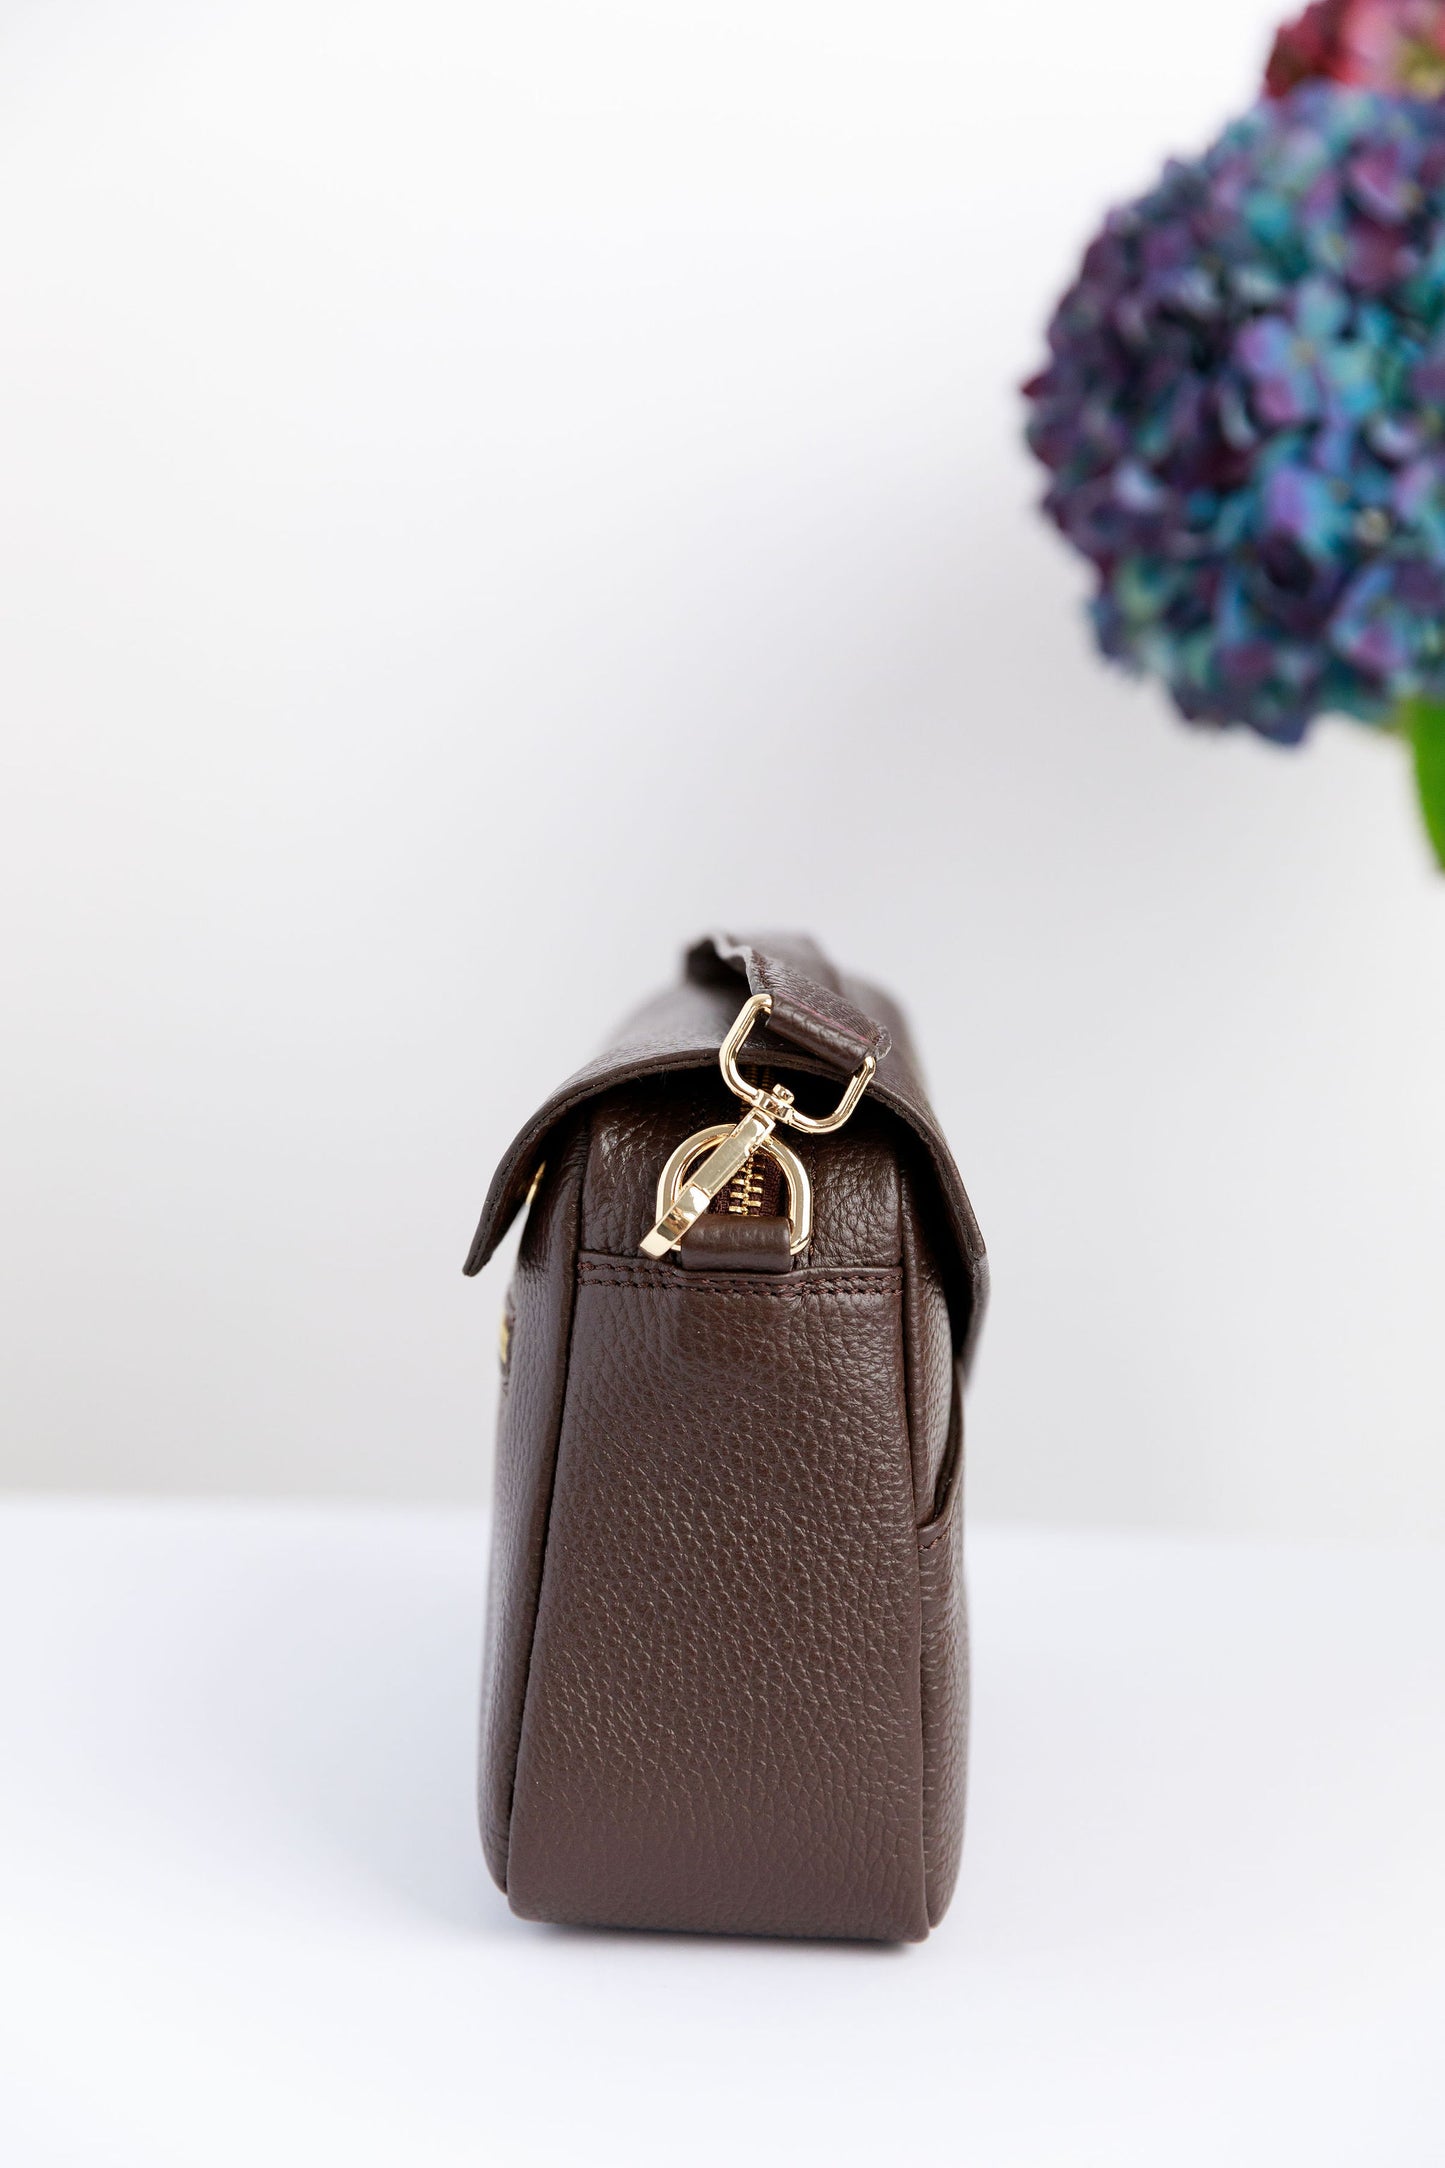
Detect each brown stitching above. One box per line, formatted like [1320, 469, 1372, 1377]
[577, 1259, 902, 1297]
[578, 1251, 899, 1276]
[580, 1266, 905, 1283]
[777, 993, 883, 1057]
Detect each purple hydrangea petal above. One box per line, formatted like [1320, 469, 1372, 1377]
[1023, 82, 1445, 740]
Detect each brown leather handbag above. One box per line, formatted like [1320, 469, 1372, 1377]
[464, 934, 987, 1940]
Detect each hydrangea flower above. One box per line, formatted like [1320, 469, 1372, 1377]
[1025, 83, 1445, 749]
[1267, 0, 1445, 99]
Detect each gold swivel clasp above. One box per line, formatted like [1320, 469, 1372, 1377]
[639, 993, 877, 1260]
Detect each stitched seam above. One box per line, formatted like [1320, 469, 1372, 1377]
[576, 1267, 903, 1297]
[577, 1251, 900, 1278]
[779, 993, 878, 1054]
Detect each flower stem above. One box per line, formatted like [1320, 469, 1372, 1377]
[1400, 696, 1445, 871]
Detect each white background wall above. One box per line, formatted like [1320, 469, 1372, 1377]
[3, 0, 1443, 1534]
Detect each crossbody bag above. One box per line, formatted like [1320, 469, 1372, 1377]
[464, 932, 987, 1940]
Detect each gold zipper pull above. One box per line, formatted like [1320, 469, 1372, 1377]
[640, 1088, 794, 1258]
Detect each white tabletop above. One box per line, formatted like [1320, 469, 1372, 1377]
[1, 1501, 1440, 2167]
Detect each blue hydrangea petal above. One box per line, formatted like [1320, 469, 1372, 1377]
[1023, 82, 1445, 741]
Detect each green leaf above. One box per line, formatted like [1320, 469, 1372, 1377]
[1405, 697, 1445, 871]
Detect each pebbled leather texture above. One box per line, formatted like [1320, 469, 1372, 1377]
[470, 936, 983, 1941]
[579, 1078, 904, 1272]
[506, 1255, 928, 1940]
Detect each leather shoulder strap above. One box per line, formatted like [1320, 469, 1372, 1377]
[463, 932, 988, 1367]
[684, 932, 892, 1070]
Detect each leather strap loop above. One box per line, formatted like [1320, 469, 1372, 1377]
[684, 932, 893, 1074]
[677, 1215, 795, 1273]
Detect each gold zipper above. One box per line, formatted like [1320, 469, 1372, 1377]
[726, 1069, 771, 1215]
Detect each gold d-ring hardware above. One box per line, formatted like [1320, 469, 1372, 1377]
[639, 990, 877, 1259]
[719, 993, 877, 1135]
[653, 1124, 812, 1255]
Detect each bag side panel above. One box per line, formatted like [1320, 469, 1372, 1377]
[901, 1165, 970, 1924]
[918, 1377, 968, 1925]
[505, 1257, 930, 1941]
[900, 1166, 955, 1519]
[477, 1119, 589, 1889]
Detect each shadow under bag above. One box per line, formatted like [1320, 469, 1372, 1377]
[464, 933, 988, 1941]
